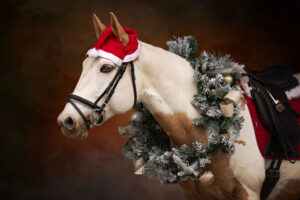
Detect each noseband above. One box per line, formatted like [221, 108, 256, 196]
[67, 61, 137, 129]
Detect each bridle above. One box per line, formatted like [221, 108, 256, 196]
[67, 61, 137, 129]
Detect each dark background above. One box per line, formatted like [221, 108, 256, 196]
[1, 0, 300, 199]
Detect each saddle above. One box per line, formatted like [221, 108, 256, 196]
[245, 65, 300, 199]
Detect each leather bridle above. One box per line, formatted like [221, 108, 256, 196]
[67, 61, 137, 129]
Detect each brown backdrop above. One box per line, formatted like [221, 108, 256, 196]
[1, 0, 300, 199]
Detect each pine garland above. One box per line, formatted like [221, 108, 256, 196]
[121, 36, 244, 184]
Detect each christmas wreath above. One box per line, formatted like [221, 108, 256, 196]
[120, 36, 245, 184]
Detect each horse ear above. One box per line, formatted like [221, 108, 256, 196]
[93, 13, 106, 38]
[110, 12, 129, 46]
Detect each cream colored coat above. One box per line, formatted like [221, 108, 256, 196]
[58, 13, 300, 200]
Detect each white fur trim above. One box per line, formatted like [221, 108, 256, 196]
[86, 48, 123, 66]
[86, 41, 141, 66]
[123, 42, 141, 63]
[286, 80, 300, 100]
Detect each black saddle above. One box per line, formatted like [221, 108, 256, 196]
[252, 65, 298, 90]
[245, 65, 300, 200]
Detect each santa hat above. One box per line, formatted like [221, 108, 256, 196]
[86, 25, 140, 66]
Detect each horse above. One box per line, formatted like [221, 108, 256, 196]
[57, 12, 300, 200]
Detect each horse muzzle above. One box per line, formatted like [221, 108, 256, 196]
[57, 114, 89, 139]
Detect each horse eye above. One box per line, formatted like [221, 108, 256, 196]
[100, 64, 115, 73]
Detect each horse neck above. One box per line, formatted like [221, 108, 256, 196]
[135, 41, 207, 147]
[133, 43, 259, 198]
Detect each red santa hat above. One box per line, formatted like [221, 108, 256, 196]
[86, 25, 140, 66]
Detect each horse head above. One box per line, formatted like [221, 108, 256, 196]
[57, 13, 143, 139]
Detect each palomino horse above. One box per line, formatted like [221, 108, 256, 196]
[57, 13, 300, 199]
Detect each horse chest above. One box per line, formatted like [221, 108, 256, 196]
[153, 112, 250, 200]
[153, 112, 207, 147]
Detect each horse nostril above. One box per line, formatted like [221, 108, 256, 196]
[64, 116, 75, 130]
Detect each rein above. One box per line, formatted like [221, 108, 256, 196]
[67, 61, 137, 129]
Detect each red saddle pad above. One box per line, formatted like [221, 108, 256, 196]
[245, 95, 300, 160]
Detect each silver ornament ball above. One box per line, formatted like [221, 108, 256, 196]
[130, 112, 143, 123]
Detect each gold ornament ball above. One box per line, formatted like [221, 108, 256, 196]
[224, 75, 233, 84]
